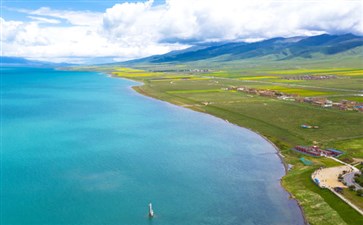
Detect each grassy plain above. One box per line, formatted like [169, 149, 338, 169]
[343, 189, 363, 210]
[85, 59, 363, 224]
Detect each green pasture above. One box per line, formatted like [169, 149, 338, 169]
[283, 166, 363, 225]
[167, 89, 223, 94]
[139, 78, 363, 150]
[253, 85, 335, 96]
[342, 190, 363, 211]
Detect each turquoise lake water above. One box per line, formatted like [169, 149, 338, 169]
[1, 67, 304, 225]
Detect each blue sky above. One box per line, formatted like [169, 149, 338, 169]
[1, 0, 165, 20]
[1, 0, 362, 63]
[2, 0, 166, 11]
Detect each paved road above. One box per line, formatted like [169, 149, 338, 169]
[207, 76, 363, 93]
[327, 156, 360, 172]
[343, 172, 362, 190]
[328, 187, 363, 216]
[314, 157, 363, 216]
[241, 80, 363, 93]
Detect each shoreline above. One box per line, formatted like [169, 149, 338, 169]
[108, 73, 308, 224]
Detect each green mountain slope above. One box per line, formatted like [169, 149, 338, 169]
[121, 34, 363, 65]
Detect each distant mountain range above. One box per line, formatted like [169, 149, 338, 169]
[122, 33, 363, 65]
[0, 57, 74, 67]
[2, 34, 362, 67]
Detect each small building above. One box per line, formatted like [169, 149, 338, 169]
[292, 146, 343, 158]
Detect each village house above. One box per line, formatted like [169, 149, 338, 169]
[224, 86, 362, 112]
[293, 146, 343, 158]
[284, 75, 337, 80]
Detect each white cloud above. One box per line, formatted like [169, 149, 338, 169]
[15, 7, 103, 26]
[28, 16, 61, 24]
[1, 18, 24, 42]
[103, 0, 363, 42]
[1, 0, 362, 63]
[1, 16, 186, 63]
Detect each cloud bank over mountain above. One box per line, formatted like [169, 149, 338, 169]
[2, 0, 362, 63]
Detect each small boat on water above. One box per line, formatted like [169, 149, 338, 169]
[148, 203, 154, 218]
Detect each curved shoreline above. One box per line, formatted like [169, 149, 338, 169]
[252, 131, 308, 225]
[108, 73, 308, 224]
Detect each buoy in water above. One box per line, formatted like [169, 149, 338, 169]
[148, 203, 154, 218]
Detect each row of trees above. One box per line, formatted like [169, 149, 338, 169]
[337, 168, 363, 197]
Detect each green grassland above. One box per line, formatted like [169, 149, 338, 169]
[283, 165, 362, 225]
[88, 59, 363, 224]
[343, 189, 363, 211]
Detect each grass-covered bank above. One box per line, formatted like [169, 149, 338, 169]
[283, 166, 362, 225]
[75, 63, 363, 224]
